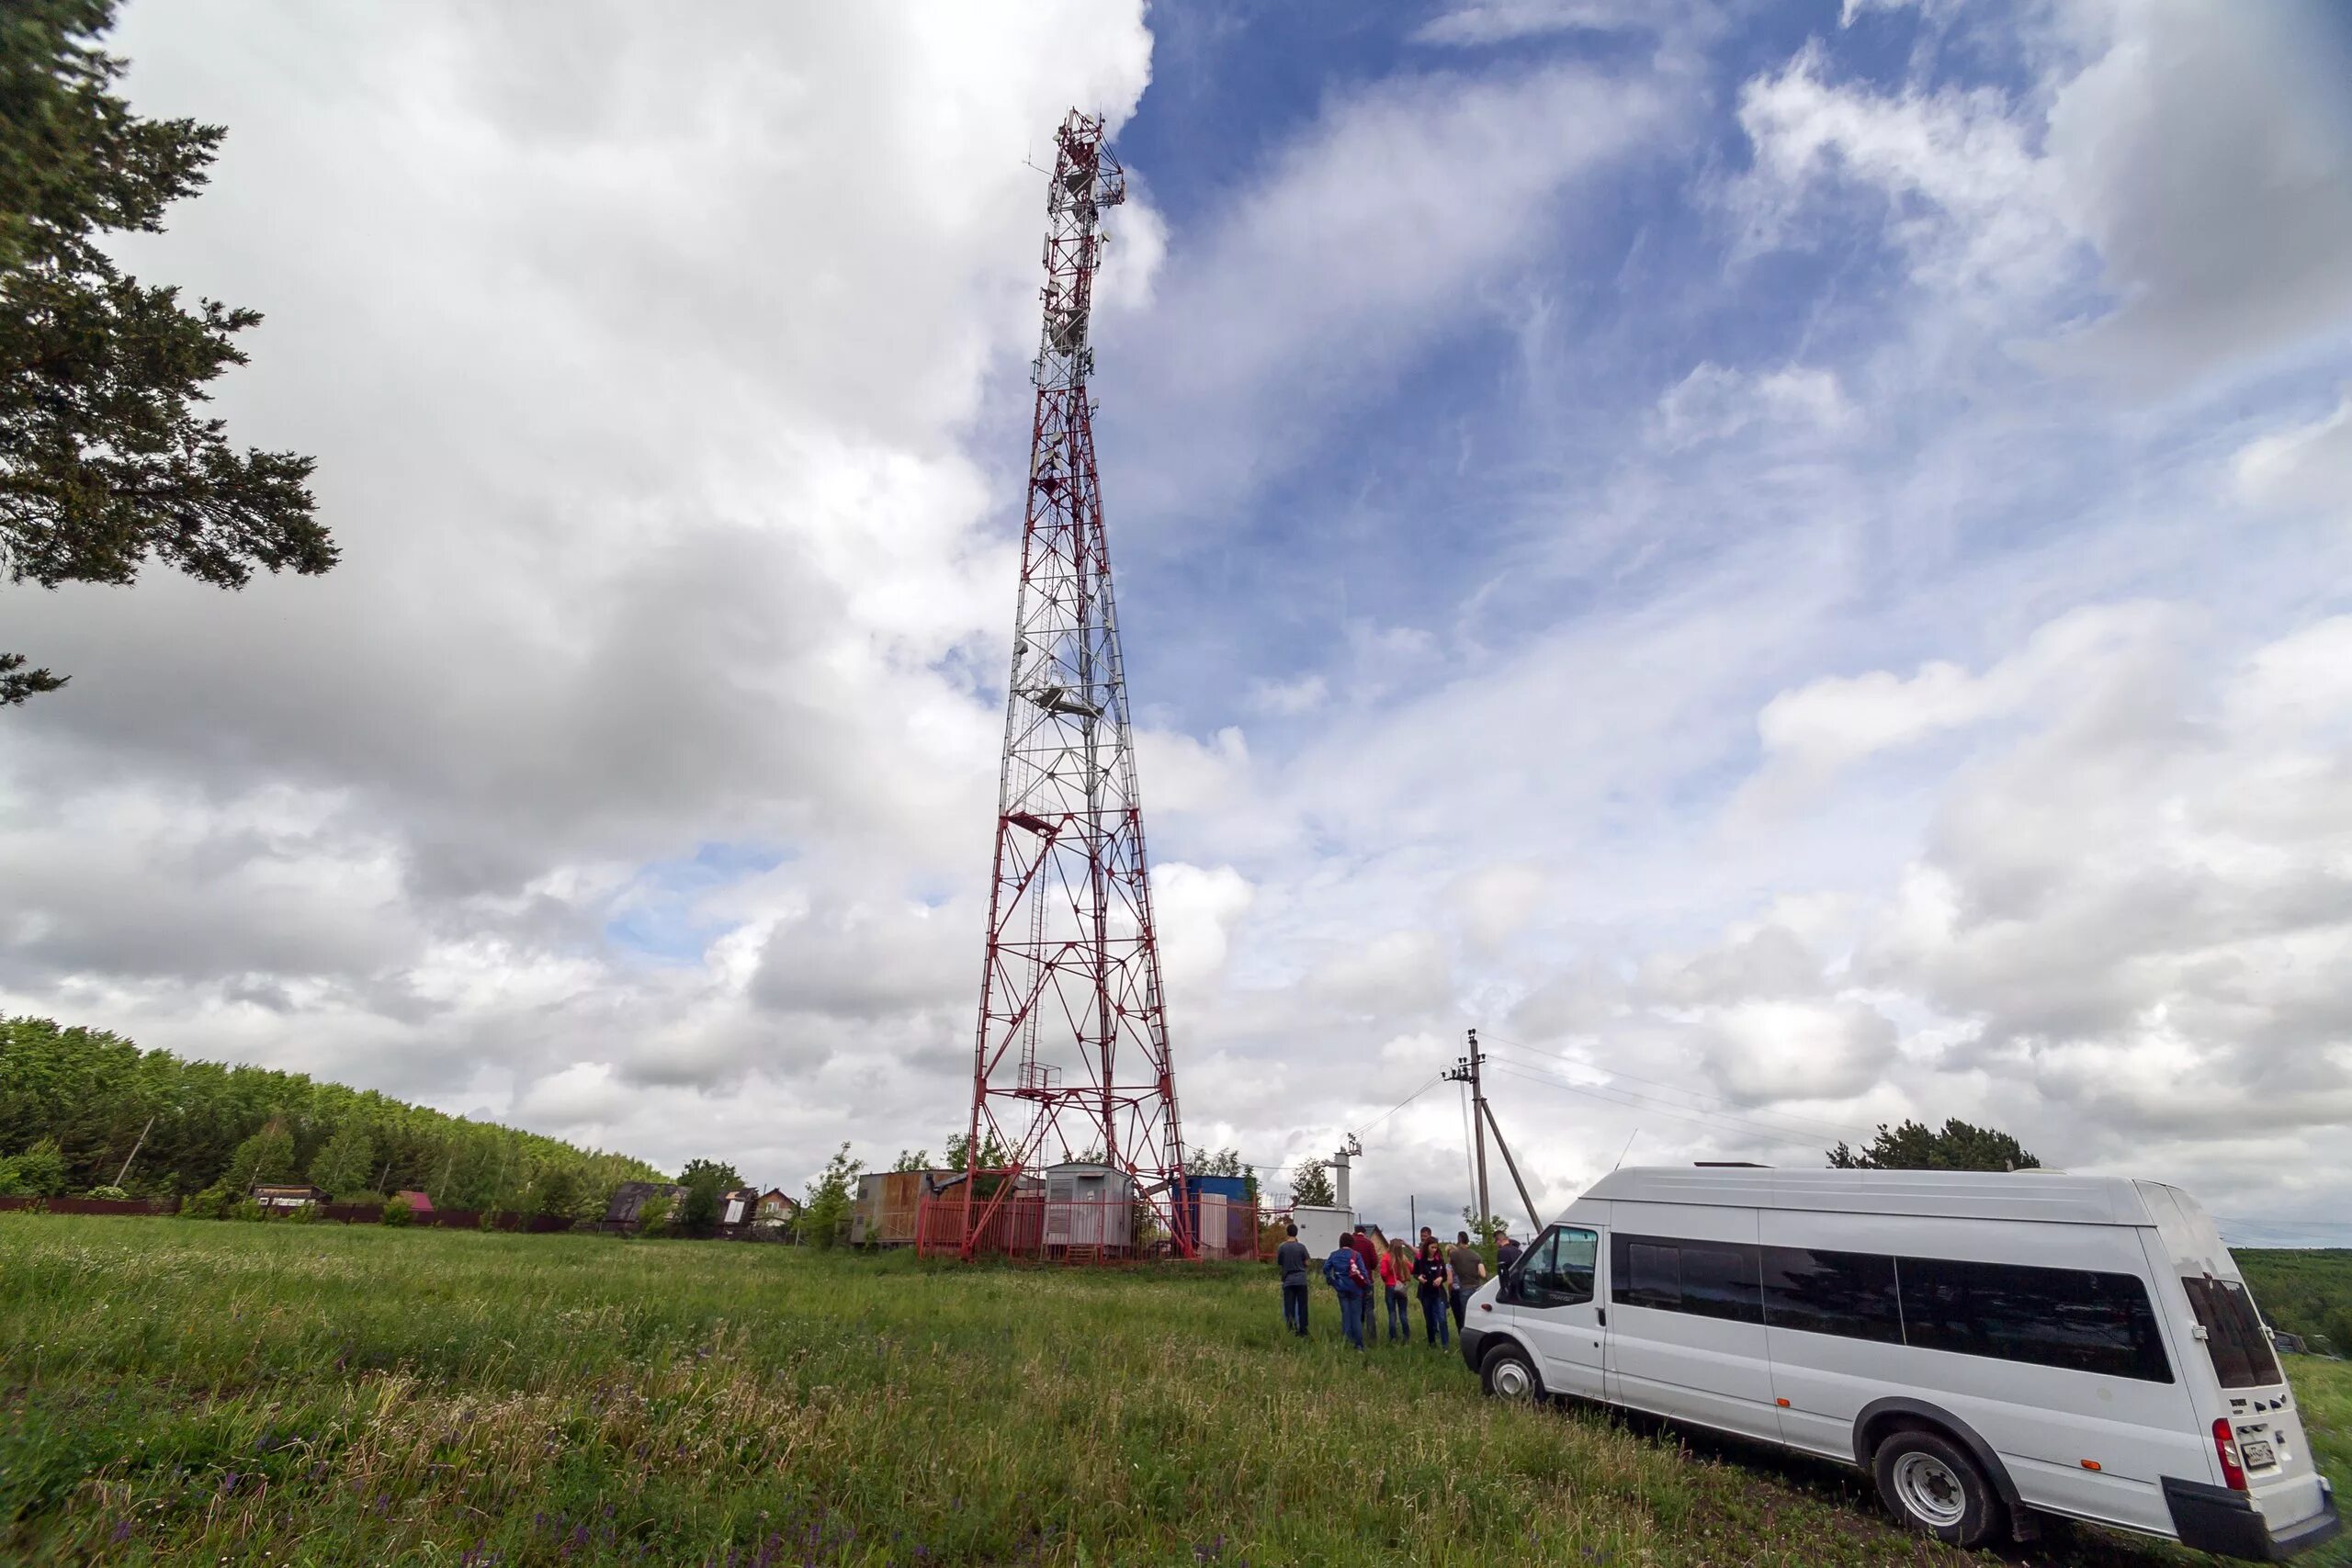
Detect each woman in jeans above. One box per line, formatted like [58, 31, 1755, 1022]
[1412, 1237, 1453, 1348]
[1379, 1236, 1413, 1344]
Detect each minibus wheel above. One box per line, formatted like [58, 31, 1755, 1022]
[1479, 1342, 1543, 1403]
[1871, 1427, 2003, 1549]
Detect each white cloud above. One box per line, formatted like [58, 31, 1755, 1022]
[1243, 673, 1328, 717]
[1736, 1, 2352, 382]
[2233, 393, 2352, 517]
[1649, 362, 1859, 449]
[1104, 57, 1676, 526]
[2041, 0, 2352, 380]
[1734, 40, 2077, 310]
[1447, 863, 1547, 952]
[0, 0, 1156, 1181]
[1308, 930, 1454, 1020]
[1747, 603, 2176, 795]
[1152, 863, 1255, 997]
[1412, 0, 1657, 47]
[1851, 612, 2352, 1146]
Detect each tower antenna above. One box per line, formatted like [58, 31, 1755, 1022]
[954, 110, 1191, 1260]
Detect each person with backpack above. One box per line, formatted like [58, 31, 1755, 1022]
[1274, 1222, 1311, 1337]
[1413, 1236, 1453, 1348]
[1323, 1231, 1371, 1349]
[1379, 1235, 1414, 1344]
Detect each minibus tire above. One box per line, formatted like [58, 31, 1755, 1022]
[1479, 1342, 1543, 1403]
[1871, 1427, 2003, 1549]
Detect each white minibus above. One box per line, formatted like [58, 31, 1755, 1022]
[1459, 1167, 2339, 1559]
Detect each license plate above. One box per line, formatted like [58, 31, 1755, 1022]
[2240, 1439, 2276, 1469]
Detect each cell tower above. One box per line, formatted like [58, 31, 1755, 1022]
[955, 110, 1192, 1258]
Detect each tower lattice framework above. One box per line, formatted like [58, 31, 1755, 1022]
[957, 110, 1191, 1258]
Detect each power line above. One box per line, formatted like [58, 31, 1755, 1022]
[1481, 1059, 1835, 1148]
[1477, 1031, 1879, 1142]
[1183, 1072, 1450, 1177]
[1351, 1073, 1447, 1144]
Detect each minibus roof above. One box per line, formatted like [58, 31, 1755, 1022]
[1584, 1167, 2165, 1226]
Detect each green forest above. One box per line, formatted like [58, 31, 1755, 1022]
[2239, 1249, 2352, 1358]
[0, 1017, 663, 1218]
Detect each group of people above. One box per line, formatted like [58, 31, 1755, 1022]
[1272, 1221, 1522, 1350]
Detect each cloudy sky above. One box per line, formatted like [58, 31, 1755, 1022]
[6, 0, 2350, 1244]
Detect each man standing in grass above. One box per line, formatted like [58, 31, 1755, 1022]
[1324, 1233, 1370, 1349]
[1275, 1223, 1311, 1337]
[1446, 1230, 1486, 1333]
[1497, 1231, 1523, 1274]
[1350, 1224, 1380, 1314]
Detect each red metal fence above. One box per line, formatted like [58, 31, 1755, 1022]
[0, 1195, 174, 1216]
[912, 1191, 1261, 1264]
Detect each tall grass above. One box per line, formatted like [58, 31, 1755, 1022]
[2, 1215, 2342, 1565]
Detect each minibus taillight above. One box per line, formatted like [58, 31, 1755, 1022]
[2211, 1417, 2247, 1491]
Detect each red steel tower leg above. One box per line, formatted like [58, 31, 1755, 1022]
[957, 110, 1191, 1260]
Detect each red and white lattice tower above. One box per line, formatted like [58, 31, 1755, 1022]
[956, 110, 1192, 1258]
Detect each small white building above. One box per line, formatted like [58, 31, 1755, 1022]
[1196, 1190, 1231, 1258]
[1045, 1162, 1134, 1251]
[1290, 1203, 1357, 1260]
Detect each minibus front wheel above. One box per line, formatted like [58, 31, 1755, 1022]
[1872, 1427, 2005, 1549]
[1478, 1341, 1543, 1403]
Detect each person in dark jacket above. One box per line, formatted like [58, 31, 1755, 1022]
[1412, 1237, 1453, 1348]
[1445, 1231, 1486, 1330]
[1496, 1232, 1523, 1274]
[1274, 1222, 1310, 1337]
[1324, 1235, 1371, 1349]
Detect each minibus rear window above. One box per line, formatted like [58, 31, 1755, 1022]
[2181, 1276, 2282, 1389]
[1898, 1258, 2172, 1382]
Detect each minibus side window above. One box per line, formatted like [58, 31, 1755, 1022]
[1760, 1246, 1901, 1343]
[1621, 1239, 1679, 1310]
[1609, 1233, 1763, 1322]
[1898, 1258, 2172, 1382]
[1679, 1245, 1764, 1324]
[2181, 1276, 2282, 1389]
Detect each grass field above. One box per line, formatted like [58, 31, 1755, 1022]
[2, 1217, 2345, 1566]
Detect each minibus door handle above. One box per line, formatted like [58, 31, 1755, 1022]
[1596, 1307, 1606, 1326]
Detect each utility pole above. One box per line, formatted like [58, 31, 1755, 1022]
[1444, 1029, 1492, 1234]
[113, 1115, 155, 1190]
[1449, 1029, 1544, 1235]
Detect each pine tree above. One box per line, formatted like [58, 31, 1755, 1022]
[1826, 1118, 2041, 1172]
[1, 0, 334, 705]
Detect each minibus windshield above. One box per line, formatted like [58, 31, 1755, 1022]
[2181, 1275, 2283, 1388]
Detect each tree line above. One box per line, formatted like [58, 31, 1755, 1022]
[0, 1017, 663, 1219]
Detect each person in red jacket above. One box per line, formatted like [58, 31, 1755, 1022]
[1379, 1235, 1413, 1343]
[1349, 1224, 1379, 1310]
